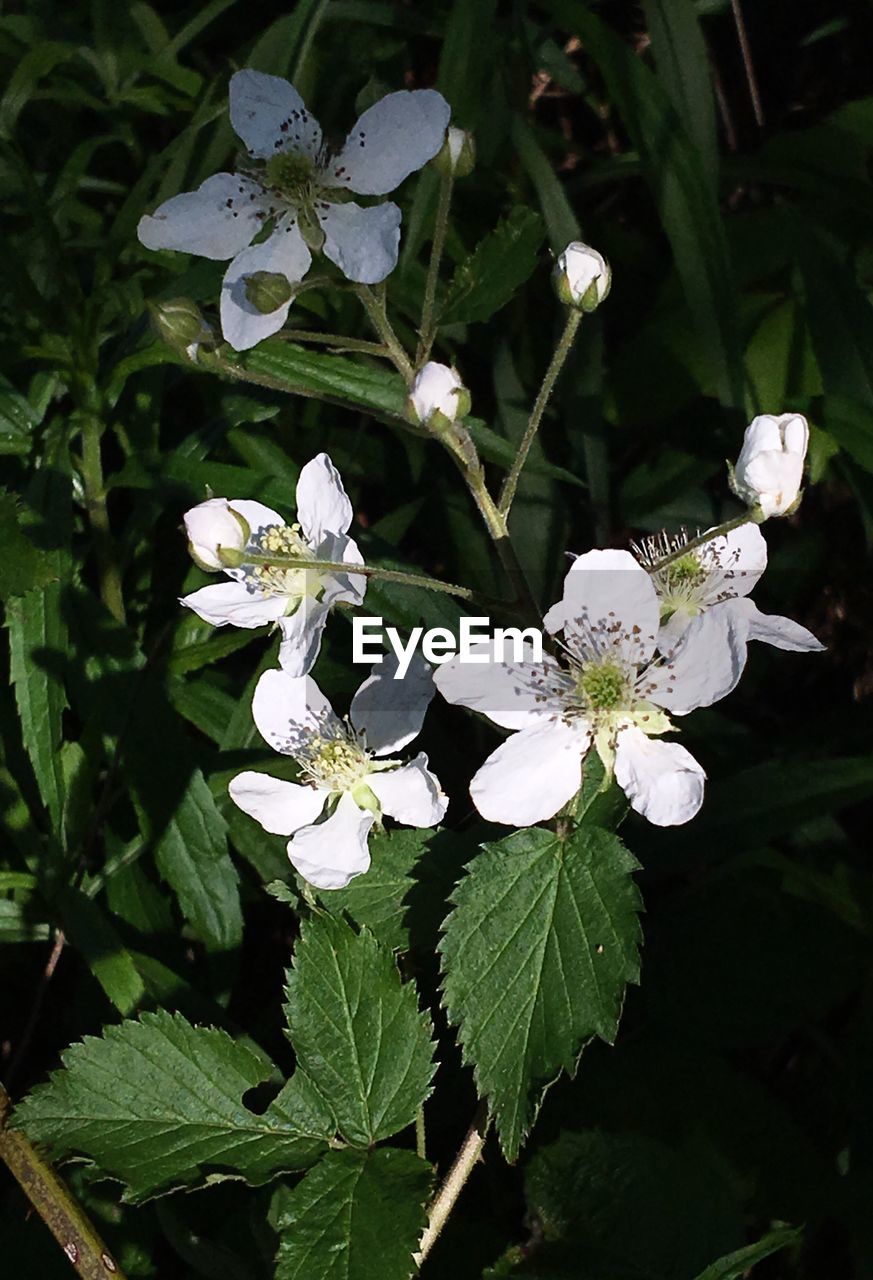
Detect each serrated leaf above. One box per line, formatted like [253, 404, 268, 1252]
[14, 1009, 331, 1202]
[692, 1226, 803, 1280]
[316, 828, 431, 950]
[275, 1148, 431, 1280]
[239, 342, 407, 418]
[284, 915, 435, 1146]
[0, 378, 40, 455]
[440, 826, 643, 1161]
[441, 208, 545, 325]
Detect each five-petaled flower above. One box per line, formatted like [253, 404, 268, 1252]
[180, 453, 364, 676]
[138, 69, 450, 350]
[632, 522, 825, 658]
[435, 549, 745, 828]
[229, 656, 447, 889]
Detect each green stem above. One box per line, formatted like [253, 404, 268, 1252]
[418, 170, 454, 362]
[79, 415, 125, 624]
[0, 1082, 127, 1279]
[649, 510, 761, 573]
[277, 329, 393, 360]
[355, 285, 415, 383]
[498, 309, 583, 519]
[415, 1103, 489, 1268]
[240, 552, 474, 601]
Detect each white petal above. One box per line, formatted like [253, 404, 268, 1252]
[614, 727, 705, 826]
[322, 90, 450, 196]
[350, 652, 435, 756]
[296, 452, 353, 541]
[318, 532, 367, 606]
[369, 754, 447, 826]
[180, 580, 287, 628]
[433, 643, 566, 730]
[184, 498, 248, 570]
[228, 770, 326, 835]
[644, 606, 747, 715]
[229, 499, 285, 536]
[318, 200, 401, 284]
[729, 597, 825, 652]
[220, 218, 311, 351]
[469, 720, 589, 826]
[229, 69, 322, 160]
[696, 521, 767, 603]
[277, 599, 331, 677]
[251, 668, 339, 755]
[546, 548, 660, 667]
[138, 173, 265, 260]
[287, 792, 374, 890]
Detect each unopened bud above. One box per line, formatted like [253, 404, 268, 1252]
[149, 298, 210, 351]
[406, 362, 471, 430]
[433, 126, 475, 178]
[730, 413, 809, 519]
[552, 242, 611, 312]
[184, 498, 250, 572]
[244, 271, 294, 315]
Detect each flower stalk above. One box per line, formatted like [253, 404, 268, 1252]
[415, 1103, 489, 1267]
[499, 308, 582, 518]
[418, 169, 454, 362]
[355, 285, 415, 382]
[648, 510, 761, 573]
[240, 551, 474, 600]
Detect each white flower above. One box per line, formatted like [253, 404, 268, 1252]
[732, 413, 808, 518]
[408, 362, 469, 427]
[181, 453, 365, 676]
[138, 70, 451, 351]
[435, 549, 746, 828]
[228, 655, 447, 889]
[553, 241, 611, 312]
[633, 522, 825, 659]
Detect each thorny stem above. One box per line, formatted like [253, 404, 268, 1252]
[648, 509, 761, 573]
[355, 285, 415, 383]
[415, 1103, 489, 1268]
[499, 309, 582, 519]
[240, 552, 474, 601]
[0, 1082, 126, 1279]
[418, 170, 454, 362]
[79, 414, 125, 624]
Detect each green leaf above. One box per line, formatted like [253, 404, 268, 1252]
[550, 2, 744, 408]
[316, 828, 431, 951]
[692, 1227, 803, 1280]
[0, 493, 56, 600]
[14, 1009, 331, 1202]
[0, 377, 40, 455]
[238, 342, 407, 419]
[56, 887, 145, 1016]
[275, 1148, 431, 1280]
[284, 915, 435, 1146]
[512, 116, 580, 252]
[5, 583, 67, 833]
[440, 825, 643, 1160]
[437, 0, 498, 126]
[644, 0, 717, 187]
[441, 208, 546, 325]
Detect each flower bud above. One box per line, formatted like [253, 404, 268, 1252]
[244, 271, 294, 315]
[406, 362, 471, 430]
[149, 298, 210, 351]
[730, 413, 809, 519]
[433, 126, 475, 178]
[552, 242, 611, 312]
[184, 498, 250, 572]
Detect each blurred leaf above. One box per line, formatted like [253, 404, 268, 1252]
[284, 914, 435, 1146]
[0, 376, 39, 454]
[692, 1226, 803, 1280]
[56, 886, 146, 1015]
[0, 40, 77, 138]
[552, 2, 744, 407]
[14, 1010, 331, 1202]
[512, 116, 580, 251]
[441, 207, 546, 325]
[0, 492, 56, 599]
[644, 0, 717, 186]
[823, 395, 873, 474]
[441, 825, 642, 1160]
[275, 1147, 431, 1280]
[437, 0, 498, 125]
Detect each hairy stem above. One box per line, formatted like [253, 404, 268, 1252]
[355, 285, 415, 382]
[276, 328, 394, 359]
[416, 1106, 427, 1161]
[649, 510, 760, 572]
[0, 1082, 126, 1279]
[240, 552, 474, 600]
[79, 414, 125, 624]
[499, 309, 582, 518]
[419, 170, 454, 362]
[416, 1103, 489, 1267]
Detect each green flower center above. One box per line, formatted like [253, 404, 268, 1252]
[265, 152, 316, 197]
[577, 661, 629, 712]
[668, 552, 705, 586]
